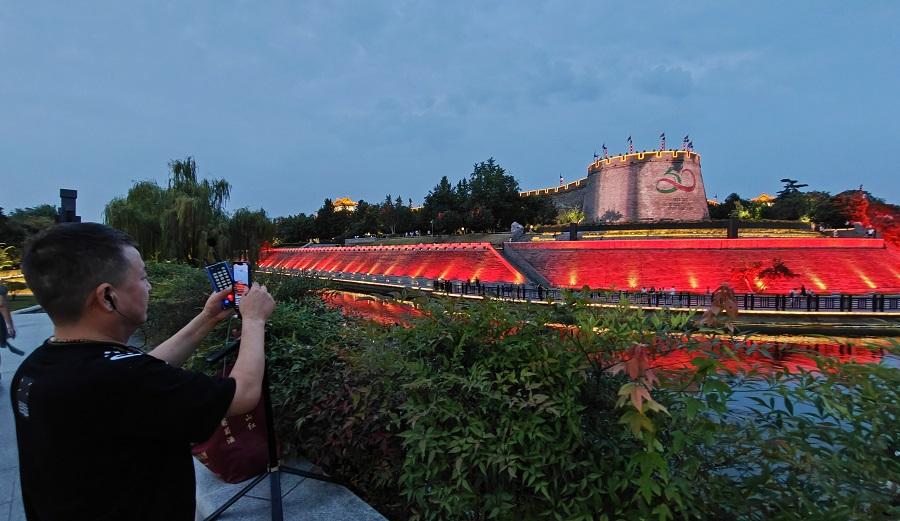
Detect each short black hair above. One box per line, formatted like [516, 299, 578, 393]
[22, 223, 138, 324]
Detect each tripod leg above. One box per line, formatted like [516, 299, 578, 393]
[280, 465, 343, 485]
[270, 470, 283, 521]
[204, 472, 269, 521]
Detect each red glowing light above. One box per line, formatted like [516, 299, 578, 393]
[509, 238, 900, 294]
[259, 243, 523, 283]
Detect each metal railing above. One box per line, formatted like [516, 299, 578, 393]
[258, 267, 900, 313]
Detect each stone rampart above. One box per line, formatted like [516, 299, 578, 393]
[522, 150, 710, 223]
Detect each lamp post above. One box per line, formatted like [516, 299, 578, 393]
[430, 219, 434, 237]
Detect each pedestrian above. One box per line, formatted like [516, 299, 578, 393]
[10, 223, 275, 520]
[1, 282, 17, 372]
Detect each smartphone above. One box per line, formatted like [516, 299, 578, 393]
[232, 262, 250, 308]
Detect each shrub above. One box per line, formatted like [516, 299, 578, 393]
[392, 298, 596, 520]
[145, 261, 210, 346]
[146, 266, 900, 520]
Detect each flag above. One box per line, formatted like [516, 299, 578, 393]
[602, 143, 608, 158]
[688, 140, 694, 151]
[559, 174, 564, 185]
[593, 151, 599, 160]
[659, 132, 666, 150]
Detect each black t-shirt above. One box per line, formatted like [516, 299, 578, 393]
[10, 340, 236, 521]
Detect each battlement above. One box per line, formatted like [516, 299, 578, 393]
[520, 178, 588, 197]
[588, 149, 701, 174]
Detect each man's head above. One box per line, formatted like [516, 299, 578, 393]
[23, 223, 149, 326]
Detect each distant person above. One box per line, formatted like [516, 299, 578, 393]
[10, 223, 275, 521]
[1, 282, 17, 373]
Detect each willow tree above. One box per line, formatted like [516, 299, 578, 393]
[106, 157, 232, 264]
[228, 208, 275, 265]
[105, 181, 166, 259]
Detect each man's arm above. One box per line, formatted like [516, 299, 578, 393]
[148, 287, 234, 367]
[224, 283, 274, 416]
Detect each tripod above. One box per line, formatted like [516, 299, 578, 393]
[204, 342, 343, 521]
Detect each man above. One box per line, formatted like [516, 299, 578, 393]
[10, 223, 275, 520]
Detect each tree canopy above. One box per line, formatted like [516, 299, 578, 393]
[105, 157, 272, 263]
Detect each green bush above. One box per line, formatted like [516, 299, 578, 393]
[145, 261, 211, 346]
[717, 350, 900, 519]
[144, 267, 900, 520]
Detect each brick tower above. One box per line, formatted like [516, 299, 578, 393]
[581, 150, 709, 223]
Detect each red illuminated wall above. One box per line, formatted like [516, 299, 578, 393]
[508, 238, 900, 294]
[259, 243, 524, 283]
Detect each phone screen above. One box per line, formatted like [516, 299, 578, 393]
[233, 263, 250, 307]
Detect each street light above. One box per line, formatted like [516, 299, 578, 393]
[430, 219, 434, 236]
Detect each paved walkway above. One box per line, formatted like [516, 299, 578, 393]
[1, 311, 385, 521]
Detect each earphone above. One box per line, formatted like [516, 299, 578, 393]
[105, 288, 141, 325]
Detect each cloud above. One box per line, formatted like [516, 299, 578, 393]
[633, 65, 695, 98]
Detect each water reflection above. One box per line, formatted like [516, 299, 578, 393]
[323, 291, 422, 326]
[324, 291, 896, 372]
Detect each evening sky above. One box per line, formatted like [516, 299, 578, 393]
[2, 1, 898, 221]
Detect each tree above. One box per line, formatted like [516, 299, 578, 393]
[379, 195, 399, 235]
[520, 195, 558, 227]
[274, 213, 317, 244]
[105, 181, 166, 259]
[805, 191, 846, 227]
[0, 243, 18, 270]
[105, 157, 236, 263]
[557, 208, 586, 225]
[393, 196, 415, 234]
[709, 193, 747, 220]
[228, 208, 275, 265]
[467, 158, 521, 231]
[422, 176, 467, 234]
[8, 205, 57, 246]
[0, 208, 25, 248]
[776, 178, 809, 198]
[423, 177, 458, 219]
[314, 198, 351, 242]
[160, 157, 231, 262]
[346, 201, 380, 238]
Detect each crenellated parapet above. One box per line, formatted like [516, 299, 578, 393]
[587, 149, 701, 173]
[520, 178, 589, 198]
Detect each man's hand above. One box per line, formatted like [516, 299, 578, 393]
[201, 287, 237, 323]
[238, 283, 275, 322]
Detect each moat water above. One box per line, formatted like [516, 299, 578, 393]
[323, 290, 900, 372]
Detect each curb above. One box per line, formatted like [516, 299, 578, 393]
[12, 305, 43, 315]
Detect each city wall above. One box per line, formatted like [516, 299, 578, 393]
[522, 150, 710, 223]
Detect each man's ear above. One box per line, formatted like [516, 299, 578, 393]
[94, 283, 115, 311]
